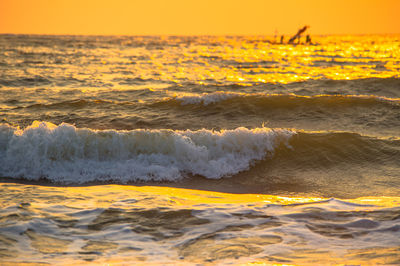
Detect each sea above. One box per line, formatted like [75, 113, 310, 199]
[0, 34, 399, 265]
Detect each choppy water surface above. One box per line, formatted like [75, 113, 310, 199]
[0, 183, 399, 265]
[0, 34, 399, 265]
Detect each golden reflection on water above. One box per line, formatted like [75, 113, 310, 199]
[11, 35, 398, 89]
[149, 35, 400, 85]
[1, 183, 399, 265]
[2, 35, 400, 265]
[2, 183, 399, 209]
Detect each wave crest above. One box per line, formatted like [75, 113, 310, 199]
[0, 122, 294, 183]
[170, 91, 399, 106]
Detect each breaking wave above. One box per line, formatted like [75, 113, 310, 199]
[1, 121, 399, 188]
[0, 121, 294, 183]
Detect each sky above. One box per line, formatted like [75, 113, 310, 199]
[1, 0, 399, 35]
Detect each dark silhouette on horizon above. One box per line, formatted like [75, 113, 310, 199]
[306, 34, 312, 44]
[288, 25, 309, 44]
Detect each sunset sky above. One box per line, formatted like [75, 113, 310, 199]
[1, 0, 399, 35]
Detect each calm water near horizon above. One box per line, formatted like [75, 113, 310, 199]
[0, 34, 399, 265]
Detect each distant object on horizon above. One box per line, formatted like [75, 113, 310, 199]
[275, 25, 313, 45]
[288, 25, 309, 44]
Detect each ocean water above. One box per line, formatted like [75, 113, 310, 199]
[0, 34, 399, 265]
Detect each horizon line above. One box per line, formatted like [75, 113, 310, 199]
[1, 32, 400, 37]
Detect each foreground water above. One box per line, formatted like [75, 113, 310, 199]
[0, 34, 399, 264]
[0, 183, 399, 265]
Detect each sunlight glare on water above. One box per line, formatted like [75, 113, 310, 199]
[0, 34, 400, 265]
[1, 35, 399, 90]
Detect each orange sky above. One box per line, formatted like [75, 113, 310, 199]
[1, 0, 399, 35]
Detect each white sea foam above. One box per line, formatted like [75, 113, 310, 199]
[174, 91, 246, 105]
[0, 121, 294, 183]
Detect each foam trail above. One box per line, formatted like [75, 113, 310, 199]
[0, 121, 294, 183]
[174, 91, 244, 105]
[172, 91, 400, 106]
